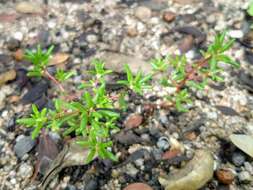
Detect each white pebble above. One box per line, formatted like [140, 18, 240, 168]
[48, 20, 57, 29]
[13, 32, 23, 41]
[228, 30, 243, 39]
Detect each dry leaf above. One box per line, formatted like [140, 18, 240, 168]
[40, 138, 91, 190]
[49, 53, 69, 66]
[31, 132, 59, 181]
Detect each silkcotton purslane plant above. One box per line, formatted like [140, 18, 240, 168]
[17, 32, 239, 163]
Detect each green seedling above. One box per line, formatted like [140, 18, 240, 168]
[149, 31, 239, 111]
[25, 45, 54, 77]
[117, 64, 152, 95]
[55, 69, 76, 82]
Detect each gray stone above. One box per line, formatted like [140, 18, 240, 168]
[99, 52, 153, 77]
[134, 6, 152, 21]
[14, 135, 36, 158]
[18, 163, 33, 178]
[7, 38, 20, 51]
[139, 0, 168, 11]
[86, 34, 98, 44]
[238, 171, 252, 183]
[157, 136, 170, 150]
[83, 178, 98, 190]
[126, 164, 139, 177]
[244, 162, 253, 175]
[232, 151, 246, 166]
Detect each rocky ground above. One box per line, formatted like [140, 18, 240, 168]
[0, 0, 253, 190]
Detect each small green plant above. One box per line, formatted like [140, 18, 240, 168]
[55, 69, 76, 82]
[17, 32, 239, 164]
[117, 64, 152, 95]
[18, 45, 119, 163]
[149, 31, 239, 111]
[79, 59, 112, 89]
[150, 56, 169, 72]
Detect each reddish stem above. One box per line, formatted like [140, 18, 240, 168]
[43, 70, 65, 92]
[175, 56, 210, 93]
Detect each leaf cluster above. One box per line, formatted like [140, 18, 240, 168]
[18, 52, 120, 163]
[25, 45, 54, 77]
[150, 31, 239, 111]
[117, 64, 152, 95]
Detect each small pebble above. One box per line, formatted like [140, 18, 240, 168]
[216, 168, 235, 185]
[163, 11, 176, 23]
[13, 32, 23, 41]
[135, 6, 152, 21]
[232, 151, 246, 167]
[228, 30, 243, 39]
[238, 171, 252, 183]
[157, 136, 170, 150]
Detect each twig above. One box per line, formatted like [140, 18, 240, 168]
[175, 56, 211, 93]
[43, 70, 65, 92]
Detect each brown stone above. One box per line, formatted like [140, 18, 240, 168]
[162, 149, 181, 160]
[8, 95, 20, 103]
[123, 183, 153, 190]
[216, 168, 235, 185]
[178, 35, 194, 53]
[127, 27, 138, 37]
[124, 113, 143, 128]
[14, 49, 24, 61]
[184, 131, 197, 141]
[163, 11, 176, 23]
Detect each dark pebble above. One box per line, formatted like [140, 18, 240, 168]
[22, 80, 49, 104]
[114, 130, 141, 145]
[209, 82, 226, 91]
[149, 127, 161, 139]
[14, 135, 36, 158]
[238, 70, 253, 92]
[215, 105, 239, 116]
[0, 54, 12, 68]
[175, 26, 206, 44]
[6, 38, 20, 51]
[6, 117, 15, 132]
[83, 178, 98, 190]
[34, 95, 48, 110]
[65, 184, 77, 190]
[232, 151, 246, 167]
[244, 50, 253, 65]
[15, 68, 29, 88]
[37, 29, 50, 48]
